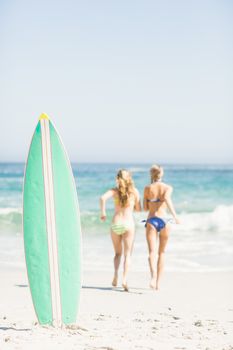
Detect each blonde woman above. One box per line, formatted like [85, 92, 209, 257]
[100, 169, 141, 291]
[143, 165, 180, 290]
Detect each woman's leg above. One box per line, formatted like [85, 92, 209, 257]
[122, 228, 134, 291]
[156, 224, 171, 290]
[146, 223, 158, 289]
[111, 231, 122, 287]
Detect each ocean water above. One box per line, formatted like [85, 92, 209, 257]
[0, 162, 233, 272]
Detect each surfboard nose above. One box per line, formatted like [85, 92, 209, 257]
[39, 113, 50, 121]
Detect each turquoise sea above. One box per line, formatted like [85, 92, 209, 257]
[0, 163, 233, 272]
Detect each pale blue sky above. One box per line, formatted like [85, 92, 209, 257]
[0, 0, 232, 163]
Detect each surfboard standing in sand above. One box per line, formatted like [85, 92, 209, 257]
[23, 114, 82, 327]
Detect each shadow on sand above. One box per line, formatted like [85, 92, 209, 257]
[14, 284, 28, 288]
[82, 285, 143, 294]
[0, 326, 31, 332]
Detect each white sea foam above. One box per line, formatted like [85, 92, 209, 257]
[1, 205, 233, 234]
[177, 205, 233, 232]
[0, 207, 22, 215]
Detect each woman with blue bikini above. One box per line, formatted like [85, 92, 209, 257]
[100, 169, 141, 291]
[143, 164, 180, 290]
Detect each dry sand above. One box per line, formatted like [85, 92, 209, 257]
[0, 266, 233, 350]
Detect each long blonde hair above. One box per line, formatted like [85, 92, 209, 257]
[116, 169, 135, 207]
[150, 164, 164, 183]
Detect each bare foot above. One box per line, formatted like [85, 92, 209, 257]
[149, 277, 157, 290]
[122, 283, 129, 292]
[112, 275, 118, 287]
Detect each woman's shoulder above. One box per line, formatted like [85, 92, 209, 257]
[160, 182, 173, 196]
[161, 182, 173, 190]
[144, 184, 152, 191]
[111, 187, 118, 195]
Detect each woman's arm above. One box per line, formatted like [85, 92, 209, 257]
[100, 189, 115, 221]
[143, 186, 149, 211]
[134, 188, 141, 212]
[164, 186, 180, 224]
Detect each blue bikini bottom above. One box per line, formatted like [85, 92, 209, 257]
[143, 216, 173, 232]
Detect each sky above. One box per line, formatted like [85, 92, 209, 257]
[0, 0, 232, 163]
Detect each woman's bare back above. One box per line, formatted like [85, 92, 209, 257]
[144, 182, 172, 218]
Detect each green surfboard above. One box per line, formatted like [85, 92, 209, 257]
[23, 114, 82, 326]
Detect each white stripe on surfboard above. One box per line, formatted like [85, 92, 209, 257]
[41, 119, 62, 327]
[44, 119, 63, 326]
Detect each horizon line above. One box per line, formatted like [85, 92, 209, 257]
[0, 161, 233, 166]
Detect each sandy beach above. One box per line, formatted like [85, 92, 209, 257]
[0, 264, 232, 350]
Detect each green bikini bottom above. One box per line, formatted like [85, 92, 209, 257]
[111, 222, 132, 235]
